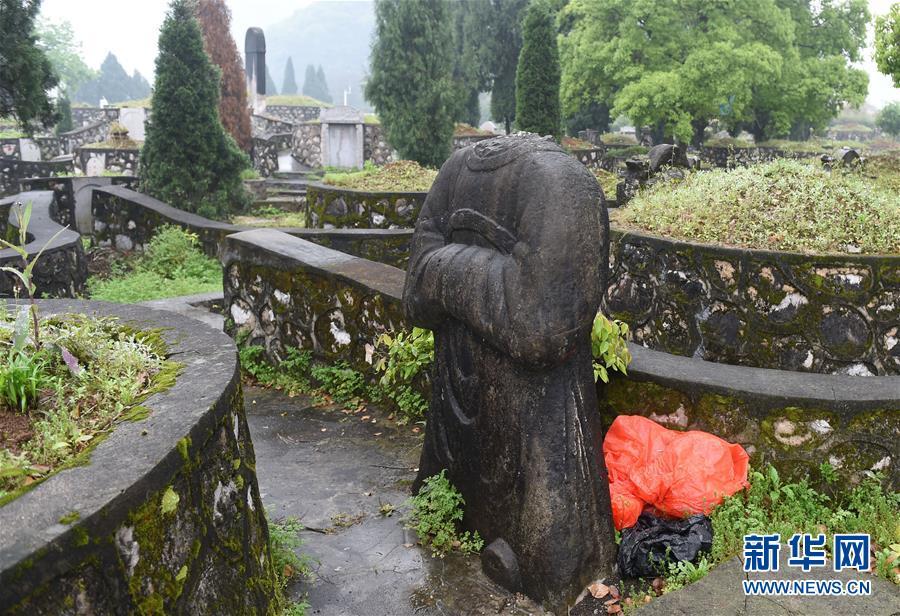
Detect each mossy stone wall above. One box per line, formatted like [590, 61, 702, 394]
[306, 182, 426, 230]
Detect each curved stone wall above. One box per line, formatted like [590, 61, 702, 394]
[306, 182, 426, 229]
[0, 300, 275, 614]
[698, 146, 823, 168]
[1, 158, 73, 197]
[603, 226, 900, 375]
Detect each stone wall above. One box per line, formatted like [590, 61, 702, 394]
[251, 113, 294, 138]
[604, 225, 900, 375]
[570, 147, 606, 170]
[0, 191, 86, 298]
[699, 146, 823, 168]
[62, 121, 111, 153]
[75, 147, 141, 176]
[265, 105, 322, 124]
[0, 138, 20, 159]
[0, 300, 276, 614]
[306, 182, 425, 229]
[363, 124, 394, 166]
[223, 229, 408, 374]
[20, 176, 139, 232]
[71, 107, 120, 127]
[34, 136, 66, 160]
[251, 137, 279, 178]
[1, 158, 74, 197]
[292, 122, 322, 168]
[91, 185, 412, 268]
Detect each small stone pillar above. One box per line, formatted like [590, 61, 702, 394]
[319, 106, 365, 170]
[403, 134, 617, 613]
[244, 27, 266, 114]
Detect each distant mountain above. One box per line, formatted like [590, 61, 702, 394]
[263, 1, 375, 110]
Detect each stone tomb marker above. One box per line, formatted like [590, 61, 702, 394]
[244, 27, 266, 114]
[319, 106, 365, 170]
[403, 134, 617, 612]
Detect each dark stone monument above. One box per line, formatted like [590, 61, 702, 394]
[403, 134, 617, 612]
[244, 27, 266, 112]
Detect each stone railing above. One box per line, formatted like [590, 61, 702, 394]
[604, 225, 900, 375]
[0, 300, 275, 614]
[61, 121, 111, 153]
[570, 147, 606, 170]
[20, 175, 138, 232]
[75, 146, 141, 176]
[0, 190, 86, 297]
[306, 182, 426, 229]
[71, 107, 120, 126]
[264, 105, 322, 124]
[1, 157, 74, 197]
[698, 146, 823, 168]
[251, 113, 295, 138]
[251, 136, 279, 178]
[34, 136, 66, 160]
[292, 122, 322, 168]
[364, 124, 394, 166]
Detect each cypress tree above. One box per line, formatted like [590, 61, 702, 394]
[366, 0, 454, 168]
[282, 57, 298, 95]
[265, 66, 278, 96]
[140, 0, 249, 219]
[315, 65, 332, 103]
[0, 0, 58, 128]
[55, 95, 73, 135]
[196, 0, 252, 151]
[302, 64, 317, 98]
[515, 0, 560, 138]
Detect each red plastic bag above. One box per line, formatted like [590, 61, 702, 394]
[603, 415, 749, 530]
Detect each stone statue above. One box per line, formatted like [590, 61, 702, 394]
[403, 134, 616, 612]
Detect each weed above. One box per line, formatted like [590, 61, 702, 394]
[591, 313, 631, 383]
[267, 512, 312, 616]
[310, 362, 366, 403]
[373, 327, 433, 423]
[406, 470, 484, 557]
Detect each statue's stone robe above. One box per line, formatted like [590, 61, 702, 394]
[403, 135, 616, 611]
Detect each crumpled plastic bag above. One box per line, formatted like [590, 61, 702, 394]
[617, 512, 713, 578]
[604, 415, 749, 530]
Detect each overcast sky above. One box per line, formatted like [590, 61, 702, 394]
[40, 0, 900, 108]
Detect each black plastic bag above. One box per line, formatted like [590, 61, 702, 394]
[617, 512, 713, 578]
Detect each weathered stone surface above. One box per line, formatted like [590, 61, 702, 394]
[404, 135, 616, 612]
[0, 158, 73, 197]
[604, 226, 900, 375]
[306, 182, 426, 230]
[0, 300, 275, 615]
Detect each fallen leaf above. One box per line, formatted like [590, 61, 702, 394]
[361, 415, 370, 421]
[651, 577, 665, 596]
[609, 585, 620, 600]
[604, 598, 617, 606]
[588, 582, 610, 599]
[605, 604, 621, 614]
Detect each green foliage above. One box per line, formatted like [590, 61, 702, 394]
[87, 226, 222, 303]
[515, 0, 561, 138]
[267, 513, 312, 616]
[559, 0, 870, 144]
[266, 66, 279, 96]
[591, 313, 631, 384]
[622, 159, 900, 254]
[239, 345, 312, 396]
[592, 168, 618, 200]
[406, 470, 484, 557]
[74, 52, 151, 106]
[35, 18, 96, 97]
[282, 57, 298, 95]
[0, 0, 58, 129]
[300, 64, 332, 104]
[140, 0, 250, 219]
[322, 160, 437, 192]
[373, 327, 433, 424]
[55, 95, 73, 135]
[875, 3, 900, 87]
[310, 362, 367, 403]
[0, 313, 170, 500]
[709, 465, 900, 584]
[663, 557, 713, 594]
[877, 102, 900, 138]
[366, 0, 455, 168]
[231, 206, 307, 229]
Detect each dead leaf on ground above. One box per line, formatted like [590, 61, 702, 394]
[651, 577, 666, 596]
[587, 581, 609, 599]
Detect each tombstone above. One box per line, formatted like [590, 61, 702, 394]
[118, 107, 146, 141]
[85, 152, 106, 176]
[18, 139, 41, 162]
[319, 106, 365, 169]
[244, 27, 266, 113]
[403, 134, 617, 612]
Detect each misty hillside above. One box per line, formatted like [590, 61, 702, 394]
[264, 1, 375, 110]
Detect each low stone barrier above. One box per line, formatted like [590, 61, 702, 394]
[219, 231, 900, 486]
[71, 107, 120, 127]
[0, 158, 73, 197]
[570, 147, 606, 169]
[306, 182, 426, 229]
[61, 121, 111, 154]
[698, 146, 823, 168]
[20, 175, 139, 233]
[0, 190, 86, 298]
[604, 225, 900, 375]
[0, 300, 275, 614]
[75, 146, 140, 176]
[251, 113, 294, 137]
[264, 104, 321, 124]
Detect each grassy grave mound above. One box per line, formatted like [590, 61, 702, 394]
[454, 123, 492, 137]
[620, 159, 900, 254]
[87, 226, 222, 303]
[265, 94, 332, 107]
[0, 309, 177, 505]
[868, 149, 900, 194]
[232, 205, 307, 228]
[562, 135, 596, 150]
[323, 160, 437, 192]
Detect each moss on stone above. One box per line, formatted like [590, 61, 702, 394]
[58, 511, 80, 525]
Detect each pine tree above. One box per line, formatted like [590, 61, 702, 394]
[0, 0, 58, 128]
[282, 57, 298, 95]
[515, 0, 560, 138]
[265, 66, 278, 96]
[302, 64, 317, 99]
[315, 65, 332, 103]
[140, 0, 249, 218]
[196, 0, 252, 150]
[55, 95, 73, 135]
[366, 0, 454, 168]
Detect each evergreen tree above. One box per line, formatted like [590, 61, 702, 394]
[55, 95, 73, 135]
[515, 0, 561, 138]
[876, 101, 900, 137]
[196, 0, 252, 151]
[302, 64, 317, 98]
[74, 53, 149, 105]
[448, 1, 490, 126]
[140, 0, 249, 218]
[282, 57, 298, 94]
[0, 0, 58, 128]
[366, 0, 454, 168]
[316, 65, 332, 103]
[265, 66, 278, 96]
[130, 70, 151, 100]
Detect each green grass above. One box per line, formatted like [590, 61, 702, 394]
[0, 130, 25, 139]
[267, 512, 312, 616]
[266, 95, 332, 108]
[87, 226, 222, 302]
[232, 206, 307, 228]
[593, 168, 619, 200]
[115, 97, 151, 108]
[323, 160, 436, 192]
[621, 159, 900, 254]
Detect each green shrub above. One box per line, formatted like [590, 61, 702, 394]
[267, 513, 312, 616]
[591, 314, 631, 383]
[407, 470, 484, 556]
[373, 327, 433, 424]
[239, 345, 311, 396]
[310, 362, 367, 403]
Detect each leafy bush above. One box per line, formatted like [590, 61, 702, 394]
[407, 470, 483, 556]
[310, 362, 367, 403]
[622, 159, 900, 254]
[239, 345, 311, 396]
[591, 314, 631, 383]
[267, 513, 312, 616]
[373, 327, 433, 424]
[87, 226, 222, 302]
